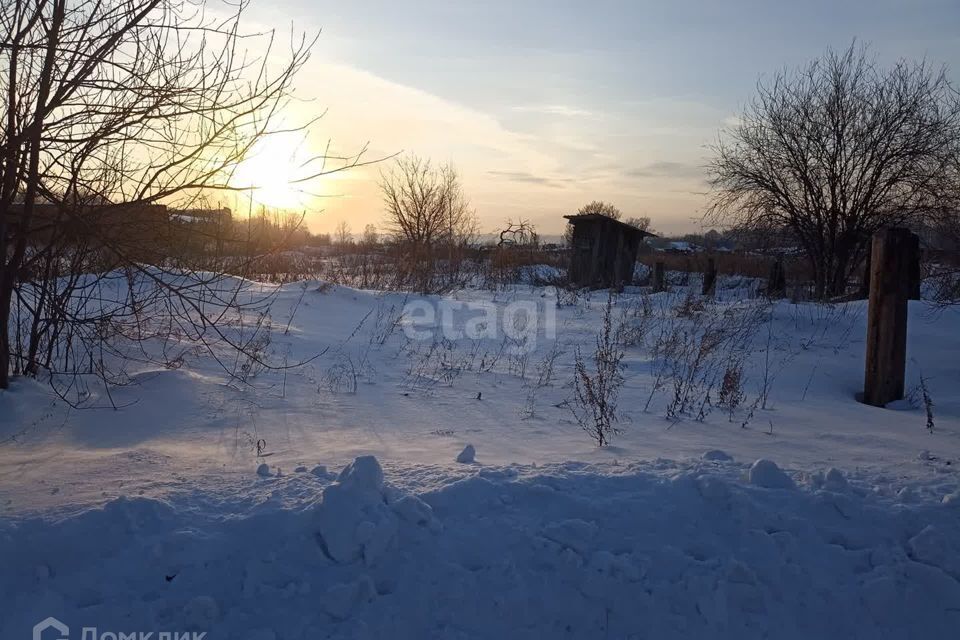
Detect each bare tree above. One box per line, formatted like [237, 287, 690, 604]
[928, 206, 960, 306]
[708, 44, 960, 298]
[625, 216, 652, 232]
[380, 154, 476, 246]
[0, 0, 360, 391]
[562, 223, 574, 249]
[335, 220, 353, 247]
[497, 219, 538, 248]
[577, 200, 622, 220]
[379, 154, 477, 292]
[361, 223, 378, 247]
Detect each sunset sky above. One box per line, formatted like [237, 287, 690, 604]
[236, 0, 960, 237]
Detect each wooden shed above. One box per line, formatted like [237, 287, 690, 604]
[564, 214, 654, 289]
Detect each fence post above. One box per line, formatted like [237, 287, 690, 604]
[768, 256, 786, 298]
[653, 261, 665, 292]
[701, 257, 717, 296]
[863, 227, 915, 407]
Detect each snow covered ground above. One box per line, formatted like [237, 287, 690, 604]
[2, 277, 959, 638]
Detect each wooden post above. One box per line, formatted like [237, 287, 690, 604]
[653, 261, 665, 292]
[863, 227, 915, 407]
[701, 257, 717, 296]
[613, 228, 627, 289]
[768, 257, 786, 298]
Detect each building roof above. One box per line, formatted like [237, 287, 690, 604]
[563, 213, 656, 237]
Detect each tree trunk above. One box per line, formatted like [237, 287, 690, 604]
[823, 247, 854, 298]
[0, 283, 12, 389]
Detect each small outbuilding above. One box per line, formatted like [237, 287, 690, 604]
[564, 214, 655, 289]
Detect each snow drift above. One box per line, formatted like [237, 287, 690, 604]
[2, 455, 959, 639]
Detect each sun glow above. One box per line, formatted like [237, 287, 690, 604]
[231, 132, 317, 211]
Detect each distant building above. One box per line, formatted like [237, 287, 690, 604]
[4, 202, 233, 257]
[667, 241, 699, 253]
[564, 214, 655, 289]
[170, 207, 231, 226]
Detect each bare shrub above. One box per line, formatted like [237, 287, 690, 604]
[519, 391, 538, 421]
[718, 359, 746, 421]
[231, 312, 273, 384]
[919, 371, 935, 433]
[320, 355, 359, 394]
[534, 341, 563, 388]
[566, 296, 625, 446]
[643, 294, 767, 421]
[402, 337, 472, 393]
[615, 293, 654, 347]
[519, 340, 564, 421]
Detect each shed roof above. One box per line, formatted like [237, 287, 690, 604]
[563, 213, 656, 237]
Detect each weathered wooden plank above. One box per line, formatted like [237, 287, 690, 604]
[653, 261, 665, 292]
[863, 227, 914, 407]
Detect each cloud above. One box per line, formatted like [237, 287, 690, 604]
[722, 114, 743, 128]
[511, 104, 594, 118]
[308, 62, 550, 163]
[486, 170, 574, 189]
[625, 161, 707, 181]
[283, 61, 570, 231]
[273, 61, 715, 234]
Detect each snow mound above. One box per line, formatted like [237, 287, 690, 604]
[907, 525, 960, 579]
[337, 455, 384, 491]
[702, 449, 733, 462]
[811, 467, 849, 492]
[256, 463, 271, 477]
[749, 458, 795, 489]
[318, 456, 396, 565]
[315, 456, 440, 567]
[310, 464, 332, 478]
[391, 494, 437, 528]
[456, 444, 476, 464]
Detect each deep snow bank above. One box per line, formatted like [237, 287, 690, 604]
[2, 455, 959, 640]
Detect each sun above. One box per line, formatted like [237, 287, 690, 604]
[231, 132, 314, 210]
